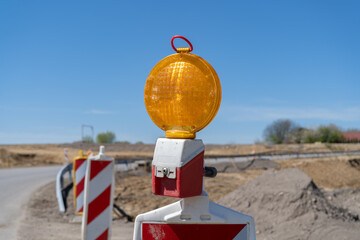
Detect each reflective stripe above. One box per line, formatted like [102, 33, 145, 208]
[76, 160, 87, 185]
[86, 206, 111, 240]
[88, 162, 113, 203]
[76, 190, 84, 212]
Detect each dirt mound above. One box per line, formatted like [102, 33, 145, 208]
[276, 156, 360, 189]
[1, 148, 56, 167]
[0, 148, 9, 167]
[218, 169, 360, 240]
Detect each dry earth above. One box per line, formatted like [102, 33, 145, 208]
[1, 142, 360, 168]
[17, 181, 134, 240]
[3, 143, 360, 239]
[17, 154, 360, 240]
[219, 169, 360, 240]
[17, 168, 265, 240]
[275, 156, 360, 189]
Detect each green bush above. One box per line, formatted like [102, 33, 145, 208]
[317, 124, 344, 143]
[96, 131, 116, 143]
[302, 129, 318, 143]
[301, 124, 344, 143]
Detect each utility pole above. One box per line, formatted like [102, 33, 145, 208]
[81, 125, 94, 143]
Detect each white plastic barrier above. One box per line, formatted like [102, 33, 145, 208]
[82, 146, 114, 240]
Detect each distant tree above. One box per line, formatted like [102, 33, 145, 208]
[82, 136, 94, 143]
[302, 124, 345, 143]
[263, 119, 298, 144]
[346, 128, 360, 133]
[288, 127, 306, 144]
[96, 131, 116, 143]
[302, 129, 318, 143]
[317, 124, 344, 143]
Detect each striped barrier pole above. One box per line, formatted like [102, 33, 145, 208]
[73, 151, 88, 215]
[82, 146, 114, 240]
[64, 148, 69, 163]
[251, 146, 256, 161]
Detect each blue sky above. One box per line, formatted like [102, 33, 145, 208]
[0, 0, 359, 144]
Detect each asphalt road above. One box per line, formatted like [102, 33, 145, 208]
[0, 166, 62, 240]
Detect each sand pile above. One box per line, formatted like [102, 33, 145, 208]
[218, 168, 360, 240]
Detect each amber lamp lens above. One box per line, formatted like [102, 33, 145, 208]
[144, 52, 221, 139]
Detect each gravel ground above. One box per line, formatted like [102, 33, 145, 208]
[16, 160, 360, 240]
[219, 168, 360, 240]
[17, 181, 134, 240]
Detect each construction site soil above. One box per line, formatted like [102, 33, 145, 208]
[219, 169, 360, 240]
[16, 160, 360, 239]
[2, 143, 359, 239]
[2, 142, 360, 168]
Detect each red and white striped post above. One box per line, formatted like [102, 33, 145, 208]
[251, 146, 256, 161]
[64, 148, 69, 163]
[73, 151, 88, 214]
[82, 146, 114, 240]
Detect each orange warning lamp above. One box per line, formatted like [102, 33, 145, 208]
[144, 36, 222, 139]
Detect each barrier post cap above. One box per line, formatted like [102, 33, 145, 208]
[99, 146, 105, 160]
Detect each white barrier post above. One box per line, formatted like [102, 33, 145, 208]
[64, 148, 69, 163]
[82, 146, 114, 240]
[251, 146, 256, 161]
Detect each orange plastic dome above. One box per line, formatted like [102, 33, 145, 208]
[144, 36, 221, 139]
